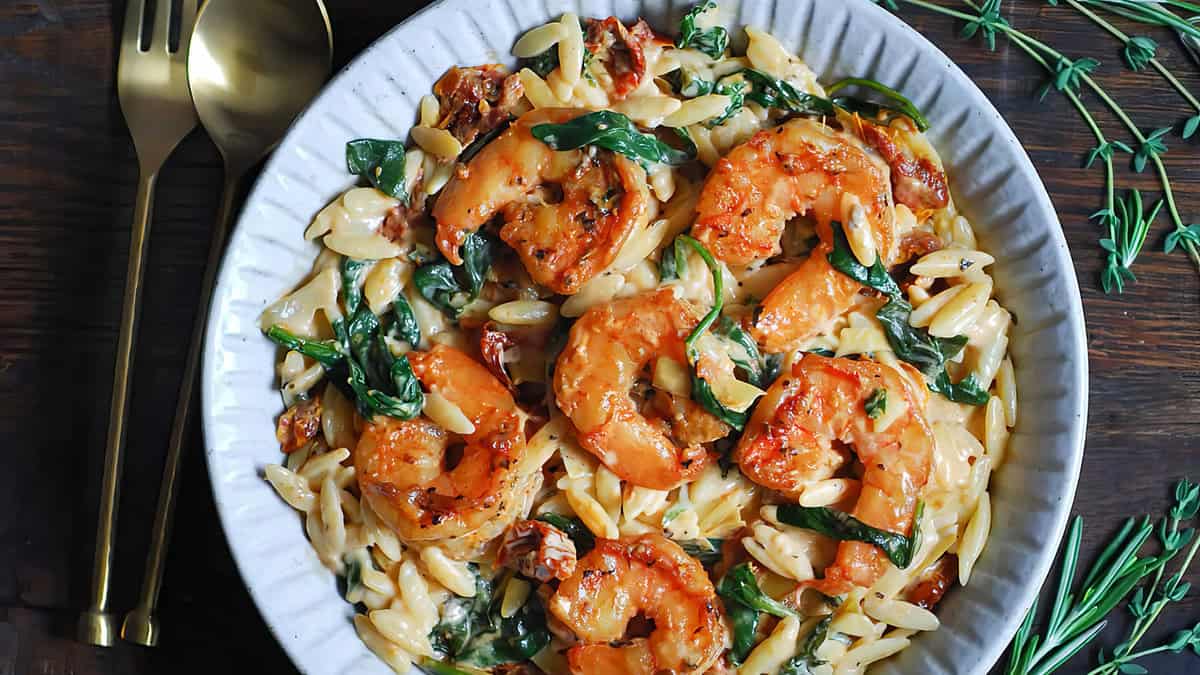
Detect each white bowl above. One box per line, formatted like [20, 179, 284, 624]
[201, 1, 1088, 672]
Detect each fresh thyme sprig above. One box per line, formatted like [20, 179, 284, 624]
[1003, 479, 1200, 675]
[876, 0, 1200, 290]
[1090, 480, 1200, 675]
[1100, 189, 1161, 294]
[1052, 0, 1200, 137]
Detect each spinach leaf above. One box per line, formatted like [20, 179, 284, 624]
[413, 261, 468, 317]
[826, 221, 902, 299]
[457, 593, 551, 667]
[346, 306, 381, 376]
[929, 370, 989, 406]
[865, 388, 887, 419]
[715, 316, 768, 388]
[724, 595, 760, 665]
[535, 513, 595, 555]
[658, 235, 688, 281]
[345, 139, 409, 203]
[741, 68, 836, 116]
[775, 502, 925, 569]
[343, 555, 363, 600]
[779, 616, 832, 675]
[531, 110, 696, 166]
[429, 570, 493, 657]
[676, 1, 728, 59]
[344, 351, 424, 421]
[412, 232, 497, 318]
[717, 562, 800, 619]
[875, 298, 968, 376]
[264, 325, 344, 367]
[673, 234, 753, 432]
[429, 567, 551, 669]
[664, 68, 715, 98]
[807, 347, 836, 358]
[707, 80, 746, 128]
[519, 47, 559, 78]
[679, 538, 724, 566]
[341, 257, 371, 315]
[827, 77, 930, 131]
[691, 376, 749, 430]
[391, 291, 421, 347]
[460, 230, 497, 296]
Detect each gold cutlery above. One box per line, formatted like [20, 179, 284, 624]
[80, 0, 199, 648]
[121, 0, 333, 647]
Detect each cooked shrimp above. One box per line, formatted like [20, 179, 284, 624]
[692, 118, 893, 353]
[355, 344, 537, 558]
[432, 108, 651, 295]
[549, 534, 728, 675]
[735, 354, 932, 593]
[554, 288, 721, 490]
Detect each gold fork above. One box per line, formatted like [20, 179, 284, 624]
[78, 0, 198, 647]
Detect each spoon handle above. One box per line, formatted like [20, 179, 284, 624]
[80, 168, 159, 647]
[122, 174, 240, 647]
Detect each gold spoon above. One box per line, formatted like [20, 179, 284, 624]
[121, 0, 331, 646]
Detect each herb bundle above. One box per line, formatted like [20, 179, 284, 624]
[1005, 479, 1200, 675]
[876, 0, 1200, 292]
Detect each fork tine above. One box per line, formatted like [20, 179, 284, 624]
[152, 0, 173, 52]
[174, 0, 200, 58]
[121, 0, 147, 56]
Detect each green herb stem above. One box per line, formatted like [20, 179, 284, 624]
[1062, 0, 1200, 113]
[900, 0, 1200, 279]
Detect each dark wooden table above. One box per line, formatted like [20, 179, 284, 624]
[2, 1, 1198, 673]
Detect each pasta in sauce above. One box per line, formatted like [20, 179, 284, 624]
[260, 4, 1014, 673]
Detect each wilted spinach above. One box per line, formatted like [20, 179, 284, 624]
[779, 616, 832, 675]
[535, 513, 595, 555]
[412, 232, 498, 318]
[826, 221, 902, 299]
[717, 562, 800, 664]
[345, 139, 409, 203]
[531, 110, 696, 166]
[864, 388, 887, 419]
[775, 502, 924, 569]
[675, 1, 729, 59]
[428, 567, 551, 669]
[341, 257, 371, 315]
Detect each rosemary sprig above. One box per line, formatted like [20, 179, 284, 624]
[1090, 480, 1200, 675]
[1072, 0, 1200, 42]
[1003, 479, 1200, 675]
[878, 0, 1200, 288]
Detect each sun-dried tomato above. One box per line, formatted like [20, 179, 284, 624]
[275, 395, 322, 454]
[584, 17, 664, 100]
[433, 64, 524, 147]
[480, 321, 518, 390]
[497, 520, 578, 583]
[906, 554, 958, 609]
[858, 122, 949, 210]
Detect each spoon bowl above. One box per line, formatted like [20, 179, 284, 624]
[188, 0, 332, 173]
[120, 0, 331, 648]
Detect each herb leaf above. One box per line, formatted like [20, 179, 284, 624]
[265, 325, 344, 368]
[775, 502, 924, 568]
[865, 388, 887, 419]
[391, 291, 421, 347]
[346, 139, 409, 203]
[412, 232, 497, 318]
[679, 538, 724, 566]
[780, 616, 832, 675]
[826, 221, 902, 299]
[741, 68, 836, 115]
[718, 563, 800, 619]
[676, 1, 728, 59]
[827, 77, 930, 131]
[531, 110, 696, 166]
[929, 370, 989, 406]
[875, 298, 968, 376]
[340, 257, 371, 316]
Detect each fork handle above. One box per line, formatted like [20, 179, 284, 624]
[122, 174, 240, 647]
[80, 168, 158, 647]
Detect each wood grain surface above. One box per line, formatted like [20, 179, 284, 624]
[1, 1, 1197, 673]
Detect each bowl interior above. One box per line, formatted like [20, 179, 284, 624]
[201, 1, 1087, 673]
